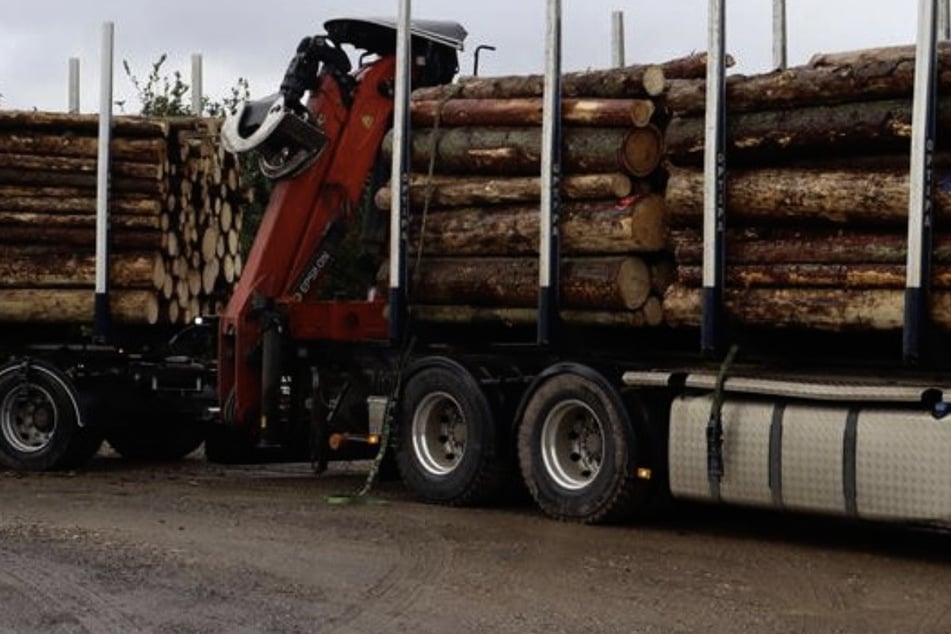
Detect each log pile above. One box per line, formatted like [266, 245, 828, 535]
[375, 56, 718, 327]
[661, 44, 951, 332]
[375, 43, 951, 336]
[0, 111, 246, 326]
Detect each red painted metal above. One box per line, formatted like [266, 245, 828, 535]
[218, 57, 397, 431]
[286, 299, 388, 342]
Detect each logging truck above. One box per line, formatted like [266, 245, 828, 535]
[6, 11, 951, 528]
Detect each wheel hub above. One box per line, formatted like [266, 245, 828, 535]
[1, 382, 58, 454]
[540, 399, 604, 491]
[412, 391, 467, 476]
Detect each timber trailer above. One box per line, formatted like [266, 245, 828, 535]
[7, 4, 951, 527]
[207, 5, 951, 525]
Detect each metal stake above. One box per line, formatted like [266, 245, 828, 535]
[905, 0, 939, 363]
[702, 0, 727, 355]
[95, 22, 114, 340]
[773, 0, 787, 69]
[191, 53, 203, 115]
[538, 0, 563, 345]
[389, 0, 412, 343]
[611, 10, 625, 68]
[68, 58, 80, 113]
[939, 0, 950, 39]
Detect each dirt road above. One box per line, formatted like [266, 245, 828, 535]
[1, 453, 950, 634]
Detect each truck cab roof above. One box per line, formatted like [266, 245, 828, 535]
[324, 17, 467, 54]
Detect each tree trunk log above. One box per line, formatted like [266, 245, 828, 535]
[0, 185, 145, 199]
[0, 195, 162, 216]
[0, 153, 164, 180]
[663, 284, 951, 331]
[0, 111, 170, 137]
[666, 54, 951, 115]
[0, 251, 159, 289]
[0, 226, 162, 250]
[410, 302, 662, 328]
[665, 166, 951, 226]
[0, 134, 167, 163]
[0, 289, 160, 325]
[410, 195, 667, 256]
[619, 126, 664, 176]
[665, 98, 951, 165]
[382, 126, 640, 175]
[675, 263, 951, 289]
[411, 52, 725, 100]
[374, 173, 632, 209]
[808, 43, 951, 68]
[410, 98, 657, 127]
[0, 168, 166, 195]
[670, 228, 951, 265]
[0, 212, 161, 230]
[405, 256, 652, 310]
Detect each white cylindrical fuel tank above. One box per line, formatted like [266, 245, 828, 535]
[668, 394, 951, 522]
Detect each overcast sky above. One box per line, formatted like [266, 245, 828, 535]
[0, 1, 921, 113]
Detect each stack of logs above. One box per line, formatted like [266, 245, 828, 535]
[0, 112, 246, 326]
[375, 55, 716, 327]
[662, 43, 951, 331]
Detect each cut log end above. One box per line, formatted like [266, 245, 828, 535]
[642, 66, 666, 97]
[619, 126, 664, 177]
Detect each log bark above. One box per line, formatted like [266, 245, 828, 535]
[406, 256, 652, 310]
[663, 284, 951, 331]
[410, 98, 657, 127]
[0, 168, 166, 195]
[670, 228, 951, 265]
[0, 153, 164, 181]
[666, 54, 951, 115]
[0, 195, 162, 216]
[410, 303, 661, 328]
[0, 134, 167, 163]
[0, 251, 159, 289]
[0, 111, 170, 137]
[808, 43, 951, 68]
[382, 126, 636, 175]
[412, 52, 725, 100]
[0, 289, 160, 325]
[675, 264, 951, 289]
[410, 196, 667, 256]
[665, 166, 951, 226]
[0, 212, 161, 230]
[665, 98, 951, 165]
[0, 226, 162, 250]
[374, 173, 632, 209]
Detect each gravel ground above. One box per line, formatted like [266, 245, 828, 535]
[1, 451, 951, 634]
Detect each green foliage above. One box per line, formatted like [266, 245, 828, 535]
[319, 182, 386, 301]
[120, 54, 191, 116]
[119, 54, 252, 118]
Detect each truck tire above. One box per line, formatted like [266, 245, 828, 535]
[396, 360, 507, 506]
[517, 365, 650, 524]
[0, 360, 103, 471]
[106, 421, 204, 461]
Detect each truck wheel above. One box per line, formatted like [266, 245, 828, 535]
[396, 361, 507, 506]
[106, 421, 204, 461]
[0, 360, 102, 471]
[517, 366, 649, 524]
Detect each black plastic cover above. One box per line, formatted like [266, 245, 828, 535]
[324, 17, 467, 54]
